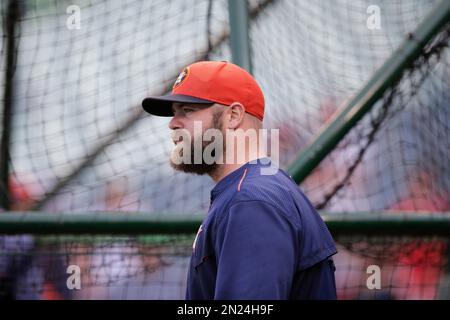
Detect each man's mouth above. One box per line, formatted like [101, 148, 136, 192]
[172, 137, 183, 145]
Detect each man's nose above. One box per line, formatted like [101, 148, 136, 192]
[168, 115, 183, 130]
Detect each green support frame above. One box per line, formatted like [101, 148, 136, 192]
[287, 0, 450, 184]
[0, 212, 448, 235]
[228, 0, 252, 73]
[0, 0, 21, 210]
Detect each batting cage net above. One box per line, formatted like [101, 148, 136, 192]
[0, 0, 449, 299]
[1, 231, 449, 300]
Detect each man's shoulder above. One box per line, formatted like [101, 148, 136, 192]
[222, 169, 302, 222]
[235, 167, 298, 203]
[225, 167, 324, 228]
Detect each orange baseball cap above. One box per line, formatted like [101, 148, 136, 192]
[142, 61, 265, 120]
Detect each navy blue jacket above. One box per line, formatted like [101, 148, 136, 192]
[186, 158, 337, 300]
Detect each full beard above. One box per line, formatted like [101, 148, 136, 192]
[169, 112, 224, 175]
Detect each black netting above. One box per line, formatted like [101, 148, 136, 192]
[1, 233, 448, 300]
[0, 0, 449, 300]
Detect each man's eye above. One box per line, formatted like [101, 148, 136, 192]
[183, 108, 195, 113]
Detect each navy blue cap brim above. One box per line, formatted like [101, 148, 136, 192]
[142, 94, 214, 117]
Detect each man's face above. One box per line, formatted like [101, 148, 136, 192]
[168, 103, 224, 175]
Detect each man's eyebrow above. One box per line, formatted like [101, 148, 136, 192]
[181, 104, 200, 108]
[173, 104, 200, 112]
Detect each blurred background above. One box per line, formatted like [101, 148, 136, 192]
[0, 0, 449, 300]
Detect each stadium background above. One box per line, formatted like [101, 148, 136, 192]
[0, 0, 449, 299]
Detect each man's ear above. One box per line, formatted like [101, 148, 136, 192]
[226, 102, 245, 129]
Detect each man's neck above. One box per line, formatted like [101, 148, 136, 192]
[209, 153, 267, 184]
[209, 163, 243, 184]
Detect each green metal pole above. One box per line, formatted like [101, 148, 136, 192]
[0, 0, 21, 210]
[0, 212, 448, 235]
[0, 212, 205, 235]
[287, 0, 450, 184]
[228, 0, 252, 73]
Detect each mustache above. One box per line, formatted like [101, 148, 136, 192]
[170, 129, 189, 144]
[170, 128, 206, 144]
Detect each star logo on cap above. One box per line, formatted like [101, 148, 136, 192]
[173, 67, 190, 89]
